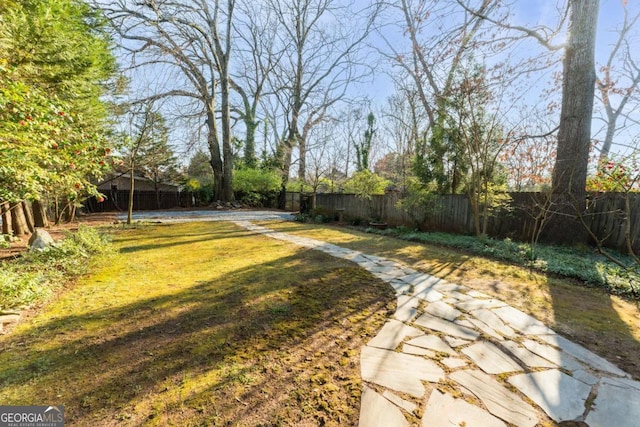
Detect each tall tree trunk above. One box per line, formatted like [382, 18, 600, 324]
[298, 136, 306, 180]
[22, 201, 35, 233]
[221, 69, 235, 202]
[244, 115, 258, 168]
[128, 168, 135, 224]
[548, 0, 599, 245]
[207, 105, 225, 201]
[32, 199, 49, 228]
[1, 202, 12, 236]
[10, 202, 29, 236]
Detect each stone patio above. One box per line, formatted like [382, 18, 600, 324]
[235, 220, 640, 427]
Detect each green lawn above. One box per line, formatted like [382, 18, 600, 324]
[0, 221, 395, 426]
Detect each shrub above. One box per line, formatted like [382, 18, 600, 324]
[233, 167, 281, 206]
[0, 226, 113, 310]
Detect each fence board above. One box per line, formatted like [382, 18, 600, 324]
[315, 191, 640, 253]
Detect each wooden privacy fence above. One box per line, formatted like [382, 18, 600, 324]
[314, 192, 640, 252]
[85, 190, 186, 212]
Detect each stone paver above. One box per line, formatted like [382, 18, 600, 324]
[359, 386, 409, 427]
[406, 335, 456, 355]
[360, 346, 444, 397]
[414, 313, 480, 340]
[500, 340, 558, 369]
[521, 339, 585, 371]
[508, 369, 592, 422]
[229, 220, 638, 427]
[394, 295, 419, 322]
[585, 379, 640, 427]
[366, 319, 422, 350]
[461, 341, 524, 374]
[450, 370, 539, 427]
[383, 390, 417, 414]
[539, 334, 629, 377]
[424, 301, 462, 321]
[492, 306, 555, 335]
[422, 390, 507, 427]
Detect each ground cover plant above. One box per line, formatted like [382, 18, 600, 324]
[370, 227, 640, 299]
[0, 221, 395, 426]
[262, 220, 640, 380]
[0, 226, 111, 311]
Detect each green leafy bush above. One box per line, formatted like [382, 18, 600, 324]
[370, 227, 640, 299]
[233, 167, 281, 206]
[0, 226, 112, 310]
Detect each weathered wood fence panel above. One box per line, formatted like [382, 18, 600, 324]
[315, 192, 640, 252]
[85, 190, 182, 212]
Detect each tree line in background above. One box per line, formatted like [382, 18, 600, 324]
[2, 0, 640, 251]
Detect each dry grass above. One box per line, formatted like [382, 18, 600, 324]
[0, 221, 395, 426]
[261, 221, 640, 380]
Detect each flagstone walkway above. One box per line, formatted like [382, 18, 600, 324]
[235, 220, 640, 427]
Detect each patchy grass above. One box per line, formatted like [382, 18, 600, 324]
[260, 221, 640, 380]
[0, 221, 395, 426]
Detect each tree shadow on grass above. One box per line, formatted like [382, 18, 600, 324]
[0, 226, 395, 426]
[271, 221, 640, 380]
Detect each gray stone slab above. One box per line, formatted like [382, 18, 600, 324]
[443, 290, 475, 301]
[368, 265, 405, 276]
[431, 282, 465, 292]
[359, 386, 409, 427]
[356, 261, 380, 269]
[424, 301, 463, 321]
[469, 308, 516, 337]
[402, 343, 436, 357]
[367, 319, 423, 350]
[453, 298, 507, 311]
[585, 379, 640, 427]
[441, 357, 467, 369]
[444, 336, 473, 348]
[491, 306, 555, 335]
[501, 340, 558, 369]
[414, 313, 480, 340]
[421, 390, 507, 427]
[450, 370, 539, 427]
[508, 369, 592, 422]
[395, 295, 419, 322]
[361, 346, 444, 397]
[383, 390, 417, 414]
[601, 376, 640, 391]
[467, 290, 492, 299]
[572, 369, 599, 385]
[521, 339, 585, 372]
[461, 342, 524, 374]
[406, 335, 457, 355]
[467, 318, 505, 341]
[539, 334, 628, 377]
[372, 272, 401, 282]
[414, 288, 444, 302]
[389, 279, 413, 295]
[453, 318, 476, 329]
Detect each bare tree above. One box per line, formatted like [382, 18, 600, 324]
[265, 0, 379, 191]
[97, 0, 236, 201]
[231, 2, 283, 167]
[595, 2, 640, 160]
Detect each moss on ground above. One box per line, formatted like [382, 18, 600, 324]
[0, 221, 395, 426]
